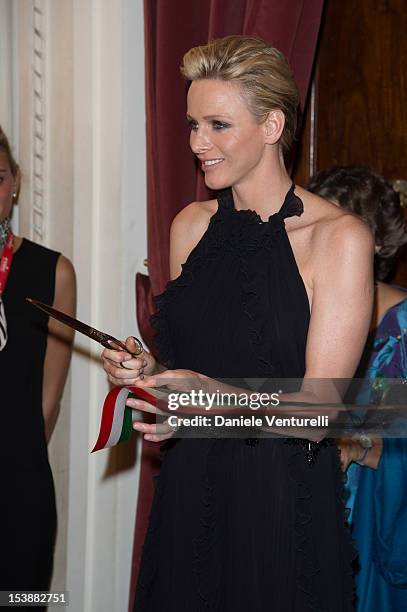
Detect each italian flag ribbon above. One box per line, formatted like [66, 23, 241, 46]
[92, 386, 160, 452]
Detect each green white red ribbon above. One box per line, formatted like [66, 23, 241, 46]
[92, 386, 160, 452]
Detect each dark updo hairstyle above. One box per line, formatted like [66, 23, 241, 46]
[308, 166, 407, 281]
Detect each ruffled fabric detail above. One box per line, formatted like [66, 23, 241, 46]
[216, 183, 302, 254]
[276, 184, 304, 219]
[239, 252, 275, 378]
[151, 184, 304, 373]
[235, 184, 303, 378]
[192, 439, 357, 611]
[284, 437, 332, 467]
[193, 440, 221, 611]
[287, 442, 323, 611]
[287, 441, 357, 611]
[150, 210, 225, 368]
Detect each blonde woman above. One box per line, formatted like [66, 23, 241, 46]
[103, 36, 373, 611]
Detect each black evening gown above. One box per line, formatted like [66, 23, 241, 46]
[134, 186, 355, 611]
[0, 239, 58, 594]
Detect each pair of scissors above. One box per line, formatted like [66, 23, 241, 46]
[26, 297, 144, 358]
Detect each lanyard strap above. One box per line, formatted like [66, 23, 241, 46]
[0, 232, 14, 296]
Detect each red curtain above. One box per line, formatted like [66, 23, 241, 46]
[130, 1, 324, 608]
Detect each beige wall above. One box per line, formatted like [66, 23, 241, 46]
[0, 0, 14, 140]
[4, 1, 147, 610]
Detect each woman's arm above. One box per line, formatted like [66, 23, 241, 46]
[42, 255, 76, 442]
[304, 214, 374, 382]
[169, 200, 215, 279]
[259, 214, 375, 438]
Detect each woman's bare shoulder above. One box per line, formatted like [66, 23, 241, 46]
[171, 198, 219, 248]
[296, 186, 373, 249]
[172, 198, 218, 229]
[169, 198, 219, 279]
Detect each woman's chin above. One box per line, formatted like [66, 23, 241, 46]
[203, 175, 230, 191]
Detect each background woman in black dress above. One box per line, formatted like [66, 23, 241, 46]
[103, 36, 374, 610]
[0, 126, 75, 595]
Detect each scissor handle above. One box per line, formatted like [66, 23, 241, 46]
[101, 335, 144, 356]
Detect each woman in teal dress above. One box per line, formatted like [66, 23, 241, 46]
[309, 166, 407, 611]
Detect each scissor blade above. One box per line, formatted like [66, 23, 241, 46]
[26, 297, 106, 342]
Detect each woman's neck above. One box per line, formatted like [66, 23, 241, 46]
[0, 217, 11, 254]
[231, 154, 292, 219]
[0, 219, 22, 255]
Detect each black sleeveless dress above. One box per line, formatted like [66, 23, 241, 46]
[134, 186, 355, 611]
[0, 239, 59, 593]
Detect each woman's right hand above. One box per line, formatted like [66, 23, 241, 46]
[102, 335, 156, 386]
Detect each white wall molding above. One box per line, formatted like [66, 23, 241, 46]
[8, 1, 146, 609]
[15, 0, 33, 238]
[31, 0, 46, 242]
[0, 0, 19, 231]
[0, 0, 13, 135]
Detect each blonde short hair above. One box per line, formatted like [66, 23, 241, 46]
[181, 35, 299, 152]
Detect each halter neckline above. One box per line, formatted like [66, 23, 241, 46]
[217, 183, 303, 223]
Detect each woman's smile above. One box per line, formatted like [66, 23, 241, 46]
[200, 158, 225, 171]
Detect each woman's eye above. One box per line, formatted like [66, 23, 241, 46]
[188, 120, 198, 131]
[212, 121, 230, 130]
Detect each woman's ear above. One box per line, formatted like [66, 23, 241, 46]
[13, 166, 21, 202]
[264, 110, 285, 145]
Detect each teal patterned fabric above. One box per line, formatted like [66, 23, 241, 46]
[345, 296, 407, 611]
